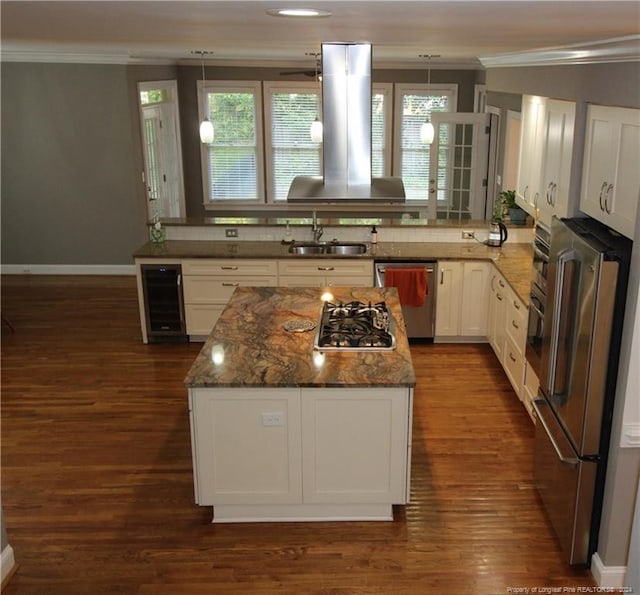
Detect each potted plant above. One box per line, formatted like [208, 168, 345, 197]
[499, 189, 527, 225]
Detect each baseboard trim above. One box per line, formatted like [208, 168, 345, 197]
[591, 552, 627, 588]
[1, 544, 16, 586]
[1, 264, 135, 275]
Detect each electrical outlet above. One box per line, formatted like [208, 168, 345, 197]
[462, 230, 475, 240]
[225, 228, 238, 238]
[262, 412, 285, 427]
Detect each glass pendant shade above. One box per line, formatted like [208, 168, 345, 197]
[310, 118, 323, 143]
[200, 119, 214, 144]
[420, 121, 435, 144]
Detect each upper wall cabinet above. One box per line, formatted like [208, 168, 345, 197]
[516, 96, 578, 226]
[516, 95, 546, 214]
[580, 105, 640, 240]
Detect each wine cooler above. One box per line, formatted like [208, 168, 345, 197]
[141, 264, 187, 343]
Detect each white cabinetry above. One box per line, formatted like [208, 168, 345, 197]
[278, 259, 373, 287]
[516, 95, 546, 213]
[182, 259, 278, 336]
[189, 386, 412, 522]
[516, 96, 578, 225]
[487, 265, 528, 401]
[300, 388, 410, 505]
[537, 99, 576, 227]
[580, 105, 640, 239]
[435, 261, 490, 340]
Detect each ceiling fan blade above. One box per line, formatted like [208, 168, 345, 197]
[279, 70, 318, 77]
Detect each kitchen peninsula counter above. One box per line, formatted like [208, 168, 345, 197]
[135, 240, 533, 302]
[185, 286, 415, 523]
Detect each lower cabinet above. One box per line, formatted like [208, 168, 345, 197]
[182, 259, 278, 336]
[435, 260, 490, 340]
[188, 386, 412, 522]
[277, 259, 373, 287]
[487, 264, 528, 405]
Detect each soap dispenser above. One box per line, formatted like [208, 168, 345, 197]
[371, 225, 378, 245]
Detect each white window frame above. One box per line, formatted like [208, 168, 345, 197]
[392, 83, 458, 203]
[263, 81, 322, 203]
[198, 80, 264, 206]
[372, 83, 393, 177]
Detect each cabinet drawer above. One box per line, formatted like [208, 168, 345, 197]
[278, 259, 373, 278]
[504, 335, 525, 399]
[326, 275, 373, 287]
[505, 295, 527, 354]
[182, 259, 278, 277]
[184, 276, 278, 304]
[185, 304, 225, 336]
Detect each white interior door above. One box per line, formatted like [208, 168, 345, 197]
[428, 113, 490, 220]
[138, 81, 185, 220]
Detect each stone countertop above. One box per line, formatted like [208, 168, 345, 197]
[184, 287, 416, 389]
[134, 240, 534, 304]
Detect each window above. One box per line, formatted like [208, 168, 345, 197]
[393, 84, 458, 202]
[198, 81, 264, 203]
[264, 83, 322, 202]
[372, 84, 393, 177]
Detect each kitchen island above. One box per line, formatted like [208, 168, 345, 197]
[185, 286, 415, 522]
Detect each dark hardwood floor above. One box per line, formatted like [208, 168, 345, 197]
[1, 275, 595, 594]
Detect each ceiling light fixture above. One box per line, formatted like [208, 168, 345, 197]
[266, 8, 332, 17]
[192, 50, 214, 144]
[309, 52, 323, 143]
[418, 54, 440, 144]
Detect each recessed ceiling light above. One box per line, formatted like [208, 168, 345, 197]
[266, 8, 332, 18]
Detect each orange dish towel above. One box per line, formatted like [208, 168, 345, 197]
[384, 268, 428, 307]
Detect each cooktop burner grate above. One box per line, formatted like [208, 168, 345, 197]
[314, 300, 396, 351]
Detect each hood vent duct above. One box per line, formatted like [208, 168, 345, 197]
[287, 42, 406, 202]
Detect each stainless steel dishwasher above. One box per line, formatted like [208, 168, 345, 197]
[374, 261, 436, 341]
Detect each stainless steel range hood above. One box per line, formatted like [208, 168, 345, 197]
[287, 42, 406, 203]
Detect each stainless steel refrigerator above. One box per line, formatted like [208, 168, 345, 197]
[532, 216, 632, 565]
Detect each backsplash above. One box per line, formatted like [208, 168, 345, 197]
[164, 224, 535, 244]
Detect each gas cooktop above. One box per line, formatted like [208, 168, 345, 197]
[314, 300, 396, 352]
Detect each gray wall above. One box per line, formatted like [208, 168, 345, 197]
[0, 62, 174, 267]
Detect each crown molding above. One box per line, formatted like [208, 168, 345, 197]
[480, 35, 640, 68]
[0, 45, 176, 65]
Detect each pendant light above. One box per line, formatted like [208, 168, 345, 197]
[419, 54, 440, 145]
[193, 50, 214, 144]
[309, 52, 323, 143]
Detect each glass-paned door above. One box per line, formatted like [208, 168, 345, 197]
[428, 113, 490, 220]
[138, 81, 185, 219]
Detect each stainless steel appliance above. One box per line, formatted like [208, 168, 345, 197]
[532, 216, 632, 565]
[526, 221, 551, 376]
[487, 220, 508, 247]
[287, 43, 405, 202]
[374, 262, 436, 340]
[314, 300, 396, 351]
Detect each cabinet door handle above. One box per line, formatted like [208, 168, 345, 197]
[221, 265, 238, 270]
[317, 266, 334, 271]
[490, 275, 496, 291]
[440, 270, 444, 285]
[512, 320, 519, 329]
[222, 282, 239, 287]
[498, 279, 505, 288]
[513, 300, 520, 310]
[509, 352, 517, 363]
[604, 184, 614, 214]
[598, 181, 608, 211]
[497, 294, 503, 301]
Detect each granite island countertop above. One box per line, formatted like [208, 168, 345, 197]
[184, 286, 415, 389]
[134, 240, 534, 303]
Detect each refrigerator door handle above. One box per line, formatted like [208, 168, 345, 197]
[548, 249, 577, 400]
[532, 399, 579, 468]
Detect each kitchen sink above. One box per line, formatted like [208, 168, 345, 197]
[288, 242, 367, 256]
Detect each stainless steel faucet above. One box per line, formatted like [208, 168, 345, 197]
[311, 210, 324, 242]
